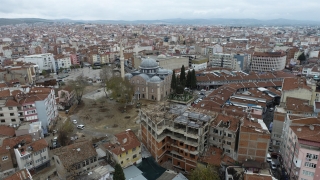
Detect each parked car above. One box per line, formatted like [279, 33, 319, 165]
[270, 161, 277, 169]
[267, 153, 272, 162]
[268, 146, 274, 152]
[72, 120, 77, 124]
[77, 124, 85, 130]
[201, 89, 206, 92]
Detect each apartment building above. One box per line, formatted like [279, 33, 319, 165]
[237, 117, 270, 163]
[209, 114, 240, 160]
[16, 87, 58, 133]
[0, 99, 23, 127]
[280, 116, 320, 180]
[250, 52, 286, 72]
[140, 104, 217, 172]
[23, 53, 57, 73]
[14, 138, 50, 173]
[0, 140, 15, 178]
[280, 77, 314, 106]
[271, 112, 285, 147]
[56, 55, 72, 69]
[70, 54, 80, 65]
[190, 57, 208, 71]
[103, 129, 141, 168]
[209, 53, 238, 70]
[53, 141, 99, 180]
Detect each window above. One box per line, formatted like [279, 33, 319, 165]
[121, 161, 123, 164]
[126, 151, 128, 155]
[8, 107, 13, 110]
[0, 114, 3, 117]
[302, 170, 314, 177]
[227, 141, 231, 145]
[305, 162, 317, 168]
[132, 147, 136, 151]
[2, 156, 8, 161]
[0, 119, 5, 123]
[306, 153, 318, 160]
[0, 107, 2, 111]
[133, 154, 137, 159]
[11, 119, 16, 122]
[10, 113, 14, 116]
[228, 134, 232, 138]
[56, 159, 60, 164]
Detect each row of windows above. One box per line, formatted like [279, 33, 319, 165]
[35, 156, 47, 163]
[34, 148, 46, 156]
[0, 119, 20, 123]
[0, 113, 16, 117]
[304, 162, 317, 168]
[0, 107, 14, 111]
[302, 170, 314, 177]
[306, 153, 318, 160]
[120, 154, 139, 164]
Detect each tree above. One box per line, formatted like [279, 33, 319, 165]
[171, 71, 177, 92]
[113, 164, 125, 180]
[42, 70, 49, 77]
[69, 75, 87, 105]
[106, 76, 134, 108]
[180, 65, 186, 86]
[100, 65, 113, 97]
[190, 69, 197, 89]
[189, 165, 220, 180]
[298, 52, 306, 61]
[57, 119, 74, 146]
[186, 70, 191, 88]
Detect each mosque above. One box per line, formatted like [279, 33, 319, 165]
[124, 57, 172, 101]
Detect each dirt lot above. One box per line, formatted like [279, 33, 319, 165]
[69, 86, 157, 135]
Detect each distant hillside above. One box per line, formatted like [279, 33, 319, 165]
[1, 18, 320, 26]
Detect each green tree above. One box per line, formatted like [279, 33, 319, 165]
[189, 165, 220, 180]
[41, 70, 48, 77]
[186, 70, 191, 88]
[113, 164, 125, 180]
[106, 76, 134, 108]
[180, 65, 186, 86]
[171, 71, 177, 92]
[298, 52, 306, 61]
[69, 75, 88, 105]
[191, 69, 197, 89]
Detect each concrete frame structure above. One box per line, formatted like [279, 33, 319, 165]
[140, 104, 217, 172]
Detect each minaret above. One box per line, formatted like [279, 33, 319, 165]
[120, 42, 125, 79]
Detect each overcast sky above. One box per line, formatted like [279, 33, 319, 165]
[0, 0, 319, 21]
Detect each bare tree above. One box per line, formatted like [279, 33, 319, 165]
[69, 75, 87, 105]
[106, 76, 134, 109]
[100, 65, 113, 97]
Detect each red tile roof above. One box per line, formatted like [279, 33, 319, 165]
[0, 125, 15, 137]
[104, 130, 140, 155]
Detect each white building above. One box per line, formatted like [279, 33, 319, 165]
[250, 52, 286, 72]
[14, 139, 50, 172]
[56, 56, 72, 69]
[24, 53, 57, 73]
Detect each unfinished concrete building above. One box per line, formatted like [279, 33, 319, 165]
[140, 103, 217, 172]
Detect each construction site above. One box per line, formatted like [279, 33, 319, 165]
[140, 102, 218, 172]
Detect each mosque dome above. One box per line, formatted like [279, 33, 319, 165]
[149, 76, 161, 83]
[140, 58, 158, 69]
[124, 73, 133, 79]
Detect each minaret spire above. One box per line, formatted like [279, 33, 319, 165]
[120, 40, 125, 79]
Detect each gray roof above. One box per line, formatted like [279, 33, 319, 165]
[150, 76, 161, 83]
[140, 58, 158, 68]
[125, 73, 133, 79]
[123, 165, 147, 180]
[138, 73, 150, 81]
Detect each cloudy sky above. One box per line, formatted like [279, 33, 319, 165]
[0, 0, 319, 21]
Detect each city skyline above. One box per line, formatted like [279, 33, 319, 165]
[0, 0, 320, 21]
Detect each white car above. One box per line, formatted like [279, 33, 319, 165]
[77, 125, 85, 130]
[267, 153, 272, 162]
[201, 89, 206, 92]
[72, 120, 77, 124]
